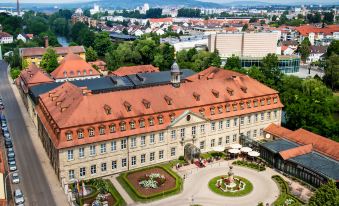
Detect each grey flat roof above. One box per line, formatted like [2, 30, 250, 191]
[261, 139, 299, 153]
[289, 152, 339, 180]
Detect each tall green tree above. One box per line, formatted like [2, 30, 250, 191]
[40, 47, 59, 73]
[225, 55, 241, 70]
[85, 47, 98, 62]
[326, 40, 339, 57]
[309, 180, 339, 206]
[260, 53, 282, 89]
[298, 37, 311, 62]
[94, 32, 113, 57]
[323, 53, 339, 90]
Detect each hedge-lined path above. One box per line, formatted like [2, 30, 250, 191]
[109, 175, 136, 206]
[138, 161, 280, 206]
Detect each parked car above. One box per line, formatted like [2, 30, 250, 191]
[8, 156, 15, 162]
[3, 131, 10, 138]
[11, 172, 20, 184]
[7, 148, 14, 153]
[7, 150, 15, 158]
[5, 140, 12, 148]
[9, 161, 17, 171]
[14, 189, 24, 205]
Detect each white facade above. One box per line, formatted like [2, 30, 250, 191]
[0, 35, 13, 44]
[17, 34, 27, 43]
[55, 75, 101, 83]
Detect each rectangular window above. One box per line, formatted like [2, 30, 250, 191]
[122, 158, 127, 167]
[274, 110, 278, 120]
[226, 104, 230, 112]
[112, 160, 117, 170]
[130, 121, 135, 129]
[131, 156, 136, 166]
[131, 137, 137, 148]
[109, 125, 116, 133]
[150, 152, 155, 161]
[171, 130, 176, 140]
[261, 99, 265, 106]
[192, 126, 196, 136]
[78, 131, 84, 139]
[90, 145, 96, 156]
[91, 165, 96, 175]
[180, 128, 185, 138]
[234, 118, 238, 127]
[233, 104, 237, 111]
[246, 131, 251, 138]
[218, 121, 223, 130]
[218, 137, 222, 146]
[67, 150, 74, 161]
[211, 122, 215, 131]
[226, 120, 230, 128]
[99, 127, 105, 135]
[274, 97, 278, 104]
[111, 141, 116, 152]
[139, 120, 145, 128]
[261, 113, 264, 121]
[100, 144, 106, 154]
[159, 150, 164, 159]
[69, 170, 75, 180]
[200, 124, 205, 133]
[210, 107, 215, 115]
[240, 117, 244, 125]
[80, 167, 86, 177]
[79, 147, 85, 158]
[158, 117, 163, 124]
[200, 141, 205, 149]
[150, 134, 155, 144]
[210, 139, 215, 147]
[226, 136, 230, 144]
[171, 147, 176, 156]
[260, 128, 264, 136]
[232, 134, 237, 142]
[255, 114, 258, 122]
[66, 132, 72, 141]
[101, 163, 107, 172]
[254, 100, 258, 107]
[267, 112, 271, 120]
[159, 132, 164, 142]
[253, 130, 257, 138]
[149, 118, 154, 126]
[120, 123, 126, 131]
[141, 136, 146, 146]
[141, 154, 146, 163]
[247, 116, 251, 124]
[89, 128, 95, 137]
[121, 139, 127, 149]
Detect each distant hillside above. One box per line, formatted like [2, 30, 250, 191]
[223, 1, 276, 7]
[95, 0, 223, 9]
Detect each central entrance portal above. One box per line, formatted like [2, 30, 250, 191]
[184, 143, 200, 161]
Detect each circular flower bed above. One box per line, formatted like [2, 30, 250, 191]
[208, 175, 253, 197]
[138, 173, 166, 189]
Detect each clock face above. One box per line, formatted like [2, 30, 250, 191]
[265, 133, 271, 139]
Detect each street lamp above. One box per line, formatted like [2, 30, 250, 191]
[4, 170, 18, 206]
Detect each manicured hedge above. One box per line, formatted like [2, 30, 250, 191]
[208, 175, 253, 197]
[232, 160, 266, 171]
[117, 164, 183, 202]
[271, 175, 305, 206]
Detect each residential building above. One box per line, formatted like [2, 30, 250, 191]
[34, 64, 283, 190]
[295, 25, 339, 45]
[261, 124, 339, 187]
[50, 53, 101, 82]
[19, 46, 86, 66]
[0, 32, 13, 44]
[306, 45, 327, 63]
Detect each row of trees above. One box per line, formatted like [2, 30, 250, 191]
[113, 8, 167, 19]
[177, 8, 201, 18]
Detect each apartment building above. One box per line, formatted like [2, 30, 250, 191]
[34, 65, 283, 191]
[208, 32, 279, 58]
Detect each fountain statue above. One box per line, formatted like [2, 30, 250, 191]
[228, 165, 234, 184]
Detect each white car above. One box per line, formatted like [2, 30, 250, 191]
[14, 189, 24, 205]
[9, 161, 17, 171]
[12, 172, 20, 184]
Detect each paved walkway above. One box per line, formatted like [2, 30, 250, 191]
[131, 161, 280, 206]
[109, 175, 135, 205]
[6, 67, 69, 206]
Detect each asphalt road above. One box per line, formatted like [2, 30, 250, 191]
[0, 60, 57, 206]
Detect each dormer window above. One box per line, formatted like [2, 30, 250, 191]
[139, 119, 145, 128]
[169, 113, 175, 122]
[70, 71, 74, 76]
[83, 70, 87, 75]
[104, 104, 111, 115]
[199, 108, 205, 116]
[210, 106, 215, 115]
[225, 104, 230, 112]
[247, 100, 251, 108]
[217, 105, 223, 114]
[77, 129, 84, 139]
[120, 122, 126, 131]
[77, 70, 81, 76]
[158, 115, 164, 124]
[130, 121, 135, 129]
[99, 126, 105, 135]
[124, 101, 132, 112]
[254, 100, 258, 107]
[89, 69, 93, 75]
[88, 128, 95, 137]
[260, 99, 265, 106]
[227, 87, 234, 96]
[149, 117, 154, 126]
[267, 98, 271, 105]
[66, 131, 73, 141]
[212, 89, 219, 98]
[232, 103, 237, 111]
[109, 124, 116, 133]
[240, 102, 244, 110]
[142, 99, 151, 109]
[63, 71, 67, 77]
[164, 95, 172, 105]
[273, 97, 278, 104]
[193, 92, 200, 101]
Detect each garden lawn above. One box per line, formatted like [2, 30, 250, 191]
[272, 175, 305, 206]
[208, 175, 253, 197]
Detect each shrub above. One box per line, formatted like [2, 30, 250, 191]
[10, 67, 21, 79]
[178, 156, 185, 161]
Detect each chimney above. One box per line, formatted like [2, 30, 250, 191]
[44, 36, 49, 48]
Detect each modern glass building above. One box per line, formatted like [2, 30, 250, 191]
[239, 55, 300, 74]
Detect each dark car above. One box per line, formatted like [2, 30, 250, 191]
[5, 140, 12, 148]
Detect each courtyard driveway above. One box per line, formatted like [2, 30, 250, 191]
[139, 161, 280, 206]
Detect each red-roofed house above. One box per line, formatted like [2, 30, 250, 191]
[0, 32, 13, 44]
[51, 53, 101, 82]
[295, 25, 339, 45]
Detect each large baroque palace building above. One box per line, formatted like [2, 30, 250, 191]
[34, 64, 283, 189]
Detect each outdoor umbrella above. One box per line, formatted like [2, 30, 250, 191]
[240, 147, 252, 153]
[228, 148, 240, 154]
[230, 143, 242, 149]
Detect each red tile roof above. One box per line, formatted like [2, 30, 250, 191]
[0, 32, 12, 38]
[20, 46, 85, 57]
[111, 65, 160, 76]
[186, 67, 245, 81]
[89, 60, 107, 71]
[18, 64, 54, 93]
[295, 25, 339, 36]
[265, 124, 339, 161]
[149, 18, 173, 23]
[37, 71, 283, 149]
[279, 144, 313, 160]
[51, 53, 100, 79]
